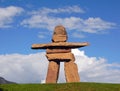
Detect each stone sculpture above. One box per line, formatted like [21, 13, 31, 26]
[32, 25, 89, 83]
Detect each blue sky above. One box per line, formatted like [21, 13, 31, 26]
[0, 0, 120, 83]
[0, 0, 120, 63]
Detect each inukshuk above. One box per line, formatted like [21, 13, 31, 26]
[32, 25, 89, 83]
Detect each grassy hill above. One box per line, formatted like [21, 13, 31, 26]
[0, 82, 120, 91]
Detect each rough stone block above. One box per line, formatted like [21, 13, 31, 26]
[46, 61, 60, 83]
[46, 53, 74, 61]
[46, 49, 71, 54]
[52, 35, 67, 42]
[64, 61, 80, 82]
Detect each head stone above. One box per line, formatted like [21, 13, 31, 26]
[52, 25, 68, 42]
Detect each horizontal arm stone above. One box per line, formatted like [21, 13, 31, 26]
[32, 42, 89, 49]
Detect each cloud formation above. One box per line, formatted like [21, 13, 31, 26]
[0, 5, 116, 38]
[0, 6, 23, 28]
[21, 6, 115, 35]
[31, 5, 85, 15]
[0, 53, 48, 83]
[72, 49, 120, 83]
[0, 49, 120, 83]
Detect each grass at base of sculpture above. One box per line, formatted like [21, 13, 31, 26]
[0, 82, 120, 91]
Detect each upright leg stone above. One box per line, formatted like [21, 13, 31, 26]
[64, 54, 80, 82]
[46, 61, 60, 83]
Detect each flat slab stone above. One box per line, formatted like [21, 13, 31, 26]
[46, 49, 71, 54]
[32, 42, 89, 49]
[46, 53, 74, 61]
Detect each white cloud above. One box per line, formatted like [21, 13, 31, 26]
[38, 31, 48, 39]
[0, 49, 120, 83]
[30, 5, 85, 15]
[72, 49, 120, 83]
[0, 5, 116, 38]
[21, 6, 116, 36]
[83, 17, 115, 33]
[0, 6, 23, 28]
[72, 32, 85, 38]
[0, 53, 48, 83]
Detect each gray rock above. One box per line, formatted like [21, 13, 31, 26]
[0, 77, 16, 84]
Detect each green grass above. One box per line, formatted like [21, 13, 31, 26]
[0, 82, 120, 91]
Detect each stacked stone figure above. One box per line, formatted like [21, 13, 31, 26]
[32, 25, 89, 83]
